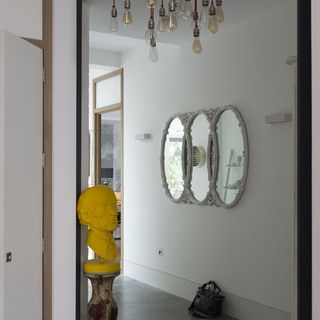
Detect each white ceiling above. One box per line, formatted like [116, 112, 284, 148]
[87, 0, 294, 52]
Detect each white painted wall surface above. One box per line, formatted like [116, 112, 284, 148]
[0, 0, 42, 39]
[123, 2, 296, 319]
[52, 0, 76, 319]
[90, 48, 121, 68]
[0, 30, 4, 320]
[312, 0, 320, 319]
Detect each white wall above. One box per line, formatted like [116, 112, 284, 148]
[90, 47, 121, 68]
[123, 2, 296, 319]
[0, 30, 5, 320]
[0, 0, 42, 39]
[52, 0, 77, 319]
[312, 0, 320, 319]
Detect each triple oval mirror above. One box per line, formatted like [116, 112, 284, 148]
[160, 106, 249, 208]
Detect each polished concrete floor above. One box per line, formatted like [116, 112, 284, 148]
[113, 276, 235, 320]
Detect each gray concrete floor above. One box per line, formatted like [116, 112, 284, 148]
[113, 276, 235, 320]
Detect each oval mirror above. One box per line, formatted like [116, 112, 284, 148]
[161, 116, 186, 201]
[187, 112, 212, 204]
[214, 106, 248, 208]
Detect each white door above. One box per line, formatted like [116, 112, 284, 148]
[3, 31, 43, 319]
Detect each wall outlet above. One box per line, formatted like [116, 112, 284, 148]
[157, 248, 164, 257]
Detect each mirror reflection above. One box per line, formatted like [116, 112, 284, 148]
[216, 109, 245, 206]
[190, 114, 210, 202]
[81, 0, 297, 318]
[164, 117, 185, 200]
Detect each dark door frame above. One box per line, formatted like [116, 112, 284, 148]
[76, 0, 312, 319]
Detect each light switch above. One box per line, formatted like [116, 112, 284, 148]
[6, 252, 12, 263]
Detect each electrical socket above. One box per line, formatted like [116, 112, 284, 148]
[158, 248, 164, 257]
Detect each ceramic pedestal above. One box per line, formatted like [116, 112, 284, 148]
[85, 271, 120, 320]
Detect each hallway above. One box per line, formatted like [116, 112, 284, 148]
[113, 276, 235, 320]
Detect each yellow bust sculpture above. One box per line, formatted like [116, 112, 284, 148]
[77, 185, 120, 274]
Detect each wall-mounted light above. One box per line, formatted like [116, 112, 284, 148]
[192, 146, 206, 167]
[135, 133, 152, 141]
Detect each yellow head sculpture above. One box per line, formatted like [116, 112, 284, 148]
[77, 185, 120, 274]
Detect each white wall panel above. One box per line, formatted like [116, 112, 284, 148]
[123, 2, 296, 319]
[52, 0, 77, 319]
[0, 0, 42, 39]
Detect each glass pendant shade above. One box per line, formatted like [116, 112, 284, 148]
[146, 0, 158, 7]
[145, 28, 157, 45]
[208, 14, 218, 33]
[192, 37, 202, 54]
[149, 46, 159, 62]
[216, 6, 224, 23]
[182, 0, 193, 19]
[168, 12, 178, 31]
[149, 38, 159, 62]
[178, 0, 187, 13]
[109, 17, 119, 32]
[123, 9, 133, 26]
[157, 17, 167, 32]
[199, 5, 209, 26]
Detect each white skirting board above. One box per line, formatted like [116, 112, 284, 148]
[124, 260, 291, 320]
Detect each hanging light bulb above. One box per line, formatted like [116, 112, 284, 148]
[146, 0, 157, 7]
[199, 0, 209, 27]
[208, 0, 218, 33]
[182, 0, 193, 20]
[178, 0, 187, 14]
[123, 0, 133, 26]
[149, 36, 159, 62]
[215, 0, 224, 23]
[168, 0, 178, 31]
[145, 8, 157, 44]
[192, 0, 202, 54]
[109, 0, 119, 33]
[193, 27, 202, 53]
[157, 1, 167, 32]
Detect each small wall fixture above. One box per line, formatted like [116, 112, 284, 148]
[265, 113, 292, 124]
[135, 133, 152, 141]
[192, 146, 206, 167]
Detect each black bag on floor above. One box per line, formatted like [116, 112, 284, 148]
[189, 281, 225, 319]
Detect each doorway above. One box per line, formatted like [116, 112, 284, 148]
[76, 0, 312, 319]
[92, 68, 124, 265]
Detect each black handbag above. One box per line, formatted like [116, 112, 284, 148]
[189, 281, 225, 319]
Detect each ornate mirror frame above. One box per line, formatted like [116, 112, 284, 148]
[185, 109, 219, 206]
[160, 113, 191, 204]
[212, 105, 249, 208]
[160, 106, 249, 208]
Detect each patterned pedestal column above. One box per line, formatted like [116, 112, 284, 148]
[85, 272, 120, 320]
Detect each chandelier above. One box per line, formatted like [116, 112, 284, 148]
[108, 0, 224, 62]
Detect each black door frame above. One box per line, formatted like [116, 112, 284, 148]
[75, 0, 312, 318]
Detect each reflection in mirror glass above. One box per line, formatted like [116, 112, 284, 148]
[216, 110, 245, 205]
[190, 114, 210, 202]
[164, 118, 184, 199]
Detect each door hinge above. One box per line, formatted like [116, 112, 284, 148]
[42, 153, 46, 168]
[42, 68, 46, 83]
[42, 239, 45, 253]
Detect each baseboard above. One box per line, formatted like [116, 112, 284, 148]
[124, 260, 291, 320]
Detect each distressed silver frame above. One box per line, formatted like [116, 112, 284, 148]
[160, 106, 249, 208]
[185, 109, 219, 206]
[212, 105, 249, 208]
[160, 112, 192, 204]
